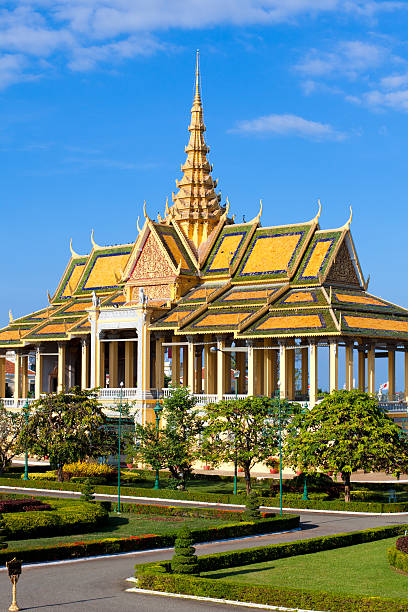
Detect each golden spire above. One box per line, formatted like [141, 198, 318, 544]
[167, 50, 223, 248]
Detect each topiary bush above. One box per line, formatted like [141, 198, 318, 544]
[80, 479, 95, 503]
[396, 536, 408, 554]
[170, 528, 199, 575]
[244, 492, 261, 521]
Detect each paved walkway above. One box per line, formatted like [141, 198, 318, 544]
[0, 509, 406, 611]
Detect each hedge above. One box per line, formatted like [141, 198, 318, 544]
[1, 501, 108, 539]
[135, 524, 408, 612]
[388, 546, 408, 574]
[136, 572, 408, 611]
[101, 502, 244, 521]
[0, 513, 299, 564]
[1, 476, 407, 512]
[136, 523, 408, 577]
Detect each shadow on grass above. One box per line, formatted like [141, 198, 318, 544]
[205, 565, 274, 579]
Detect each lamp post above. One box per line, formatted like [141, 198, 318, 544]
[115, 381, 124, 514]
[23, 400, 29, 481]
[153, 397, 163, 490]
[271, 391, 293, 517]
[210, 346, 240, 496]
[302, 473, 309, 501]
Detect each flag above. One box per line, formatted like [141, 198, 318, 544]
[379, 382, 389, 392]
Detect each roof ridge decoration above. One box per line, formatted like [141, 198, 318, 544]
[90, 229, 101, 250]
[166, 51, 224, 249]
[69, 238, 85, 259]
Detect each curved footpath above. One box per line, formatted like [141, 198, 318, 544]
[0, 495, 407, 611]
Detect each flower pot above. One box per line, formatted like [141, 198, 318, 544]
[270, 468, 278, 474]
[203, 465, 210, 470]
[126, 463, 133, 469]
[238, 468, 244, 473]
[296, 470, 302, 476]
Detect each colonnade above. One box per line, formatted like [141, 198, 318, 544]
[3, 334, 408, 407]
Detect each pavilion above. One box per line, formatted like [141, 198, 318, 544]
[1, 53, 408, 423]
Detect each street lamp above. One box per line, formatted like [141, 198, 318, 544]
[115, 381, 124, 514]
[210, 346, 240, 496]
[23, 400, 30, 481]
[270, 392, 294, 517]
[153, 397, 163, 490]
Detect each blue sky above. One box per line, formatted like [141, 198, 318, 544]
[1, 1, 408, 386]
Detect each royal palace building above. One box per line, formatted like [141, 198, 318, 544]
[1, 54, 408, 423]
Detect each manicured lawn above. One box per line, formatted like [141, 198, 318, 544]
[6, 512, 226, 550]
[203, 537, 408, 600]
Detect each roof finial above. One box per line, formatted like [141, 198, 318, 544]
[137, 216, 142, 234]
[69, 238, 83, 259]
[90, 229, 100, 249]
[194, 49, 200, 103]
[342, 205, 353, 231]
[8, 309, 13, 323]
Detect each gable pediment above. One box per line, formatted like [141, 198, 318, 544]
[129, 231, 174, 281]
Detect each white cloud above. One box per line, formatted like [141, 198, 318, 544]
[363, 88, 408, 111]
[0, 1, 405, 89]
[230, 113, 347, 141]
[296, 40, 391, 79]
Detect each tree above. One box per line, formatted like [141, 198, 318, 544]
[0, 403, 24, 474]
[129, 387, 203, 490]
[283, 390, 408, 502]
[200, 396, 298, 494]
[170, 527, 199, 575]
[18, 388, 116, 481]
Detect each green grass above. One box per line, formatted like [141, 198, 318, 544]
[202, 537, 408, 600]
[5, 512, 226, 550]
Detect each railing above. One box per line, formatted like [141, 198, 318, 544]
[97, 387, 139, 399]
[379, 402, 408, 413]
[223, 394, 248, 401]
[1, 398, 36, 409]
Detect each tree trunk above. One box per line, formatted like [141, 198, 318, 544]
[342, 472, 351, 502]
[244, 464, 251, 494]
[57, 466, 64, 482]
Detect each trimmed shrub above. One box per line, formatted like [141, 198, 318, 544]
[136, 571, 408, 611]
[4, 475, 408, 512]
[80, 479, 95, 503]
[24, 471, 57, 481]
[62, 461, 116, 480]
[244, 492, 261, 521]
[396, 536, 408, 554]
[0, 499, 51, 513]
[171, 528, 199, 575]
[0, 501, 108, 539]
[388, 545, 408, 574]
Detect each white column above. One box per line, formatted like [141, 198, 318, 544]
[367, 346, 375, 394]
[309, 342, 318, 407]
[345, 343, 353, 391]
[35, 346, 42, 399]
[89, 306, 100, 389]
[329, 340, 338, 393]
[0, 356, 5, 398]
[247, 341, 255, 396]
[301, 347, 308, 396]
[216, 337, 226, 400]
[279, 342, 287, 400]
[187, 339, 195, 392]
[57, 342, 66, 393]
[405, 351, 408, 403]
[81, 339, 89, 390]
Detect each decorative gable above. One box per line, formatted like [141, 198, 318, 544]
[325, 240, 361, 287]
[130, 232, 174, 281]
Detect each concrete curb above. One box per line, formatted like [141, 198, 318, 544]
[1, 485, 407, 516]
[125, 584, 326, 612]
